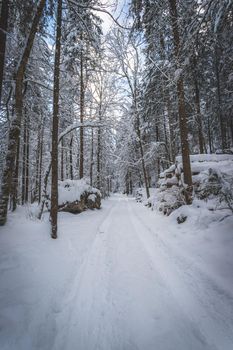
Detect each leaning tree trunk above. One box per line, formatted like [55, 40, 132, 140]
[0, 0, 46, 225]
[50, 0, 62, 239]
[168, 0, 192, 204]
[0, 0, 9, 108]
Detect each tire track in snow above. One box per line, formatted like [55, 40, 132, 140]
[128, 201, 233, 350]
[52, 199, 123, 350]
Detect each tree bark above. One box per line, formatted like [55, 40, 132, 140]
[97, 93, 103, 190]
[0, 0, 46, 225]
[0, 0, 9, 108]
[97, 125, 101, 190]
[61, 138, 64, 181]
[25, 116, 30, 202]
[21, 113, 27, 204]
[192, 54, 204, 154]
[38, 119, 44, 203]
[168, 0, 192, 203]
[50, 0, 62, 239]
[194, 77, 204, 154]
[69, 135, 73, 180]
[21, 111, 30, 203]
[79, 39, 84, 179]
[137, 124, 150, 199]
[34, 140, 40, 202]
[90, 128, 94, 186]
[11, 137, 20, 211]
[215, 45, 227, 150]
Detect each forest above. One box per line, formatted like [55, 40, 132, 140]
[0, 0, 233, 349]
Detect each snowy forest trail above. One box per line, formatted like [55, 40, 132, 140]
[1, 195, 233, 350]
[53, 195, 233, 350]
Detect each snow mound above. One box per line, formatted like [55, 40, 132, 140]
[57, 179, 101, 206]
[151, 154, 233, 215]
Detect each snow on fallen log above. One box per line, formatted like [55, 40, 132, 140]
[155, 154, 233, 215]
[46, 179, 101, 214]
[176, 153, 233, 163]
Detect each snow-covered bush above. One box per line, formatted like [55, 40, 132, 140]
[135, 188, 143, 202]
[156, 186, 185, 215]
[197, 169, 233, 212]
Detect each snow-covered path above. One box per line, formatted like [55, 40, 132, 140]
[52, 195, 233, 350]
[1, 195, 233, 350]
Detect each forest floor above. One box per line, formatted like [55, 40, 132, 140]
[0, 194, 233, 350]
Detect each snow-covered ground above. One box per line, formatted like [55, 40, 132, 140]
[0, 195, 233, 350]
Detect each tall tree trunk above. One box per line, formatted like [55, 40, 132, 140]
[168, 0, 192, 203]
[137, 124, 150, 199]
[38, 123, 44, 204]
[125, 172, 129, 195]
[192, 55, 204, 154]
[22, 113, 27, 204]
[160, 31, 175, 162]
[215, 45, 227, 150]
[166, 94, 176, 162]
[156, 125, 160, 179]
[0, 0, 9, 108]
[194, 77, 204, 154]
[11, 137, 20, 210]
[97, 126, 101, 190]
[34, 116, 44, 204]
[79, 39, 84, 179]
[69, 135, 73, 180]
[34, 144, 40, 202]
[0, 0, 46, 225]
[50, 0, 62, 239]
[97, 97, 102, 190]
[207, 109, 212, 153]
[21, 111, 29, 203]
[230, 115, 233, 147]
[129, 171, 132, 195]
[61, 138, 64, 181]
[25, 117, 30, 202]
[90, 128, 94, 186]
